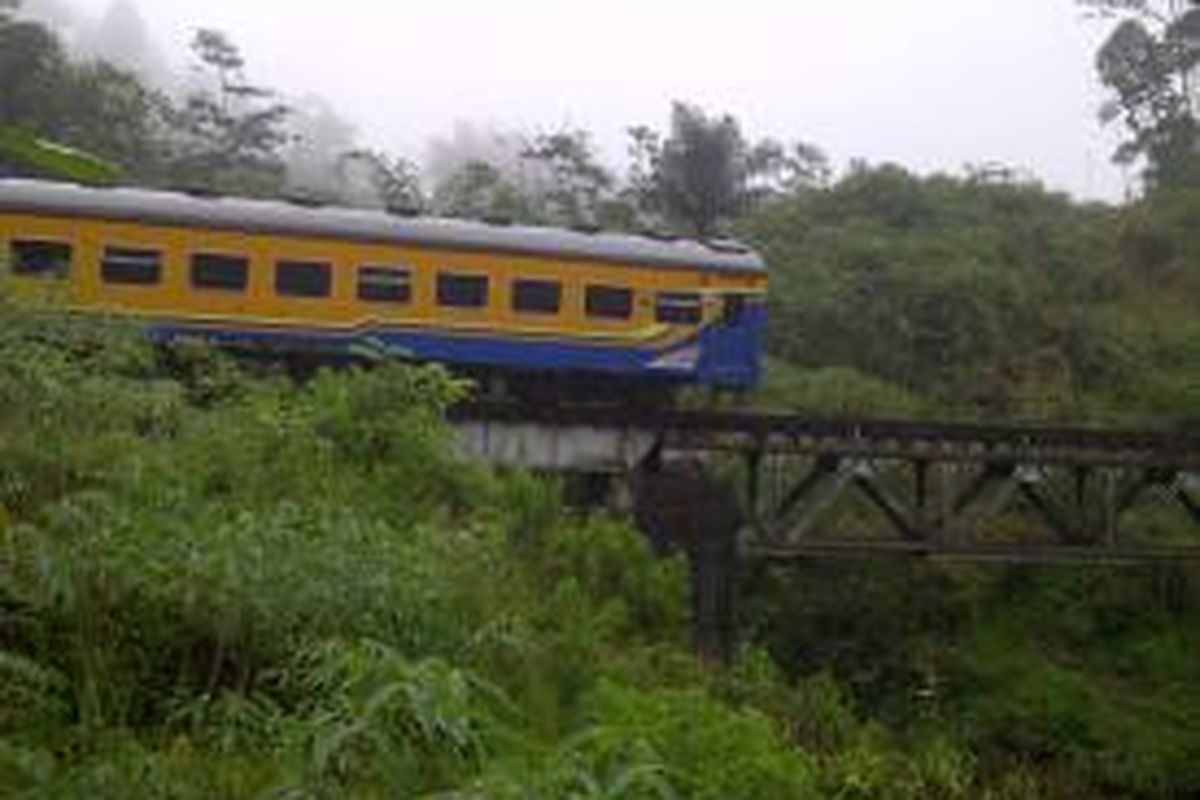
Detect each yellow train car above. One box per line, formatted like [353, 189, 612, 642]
[0, 179, 767, 391]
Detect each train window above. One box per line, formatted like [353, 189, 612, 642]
[276, 260, 331, 298]
[655, 291, 703, 325]
[358, 266, 412, 304]
[437, 272, 488, 308]
[512, 278, 561, 315]
[585, 284, 633, 320]
[10, 239, 71, 278]
[191, 253, 249, 291]
[101, 247, 161, 285]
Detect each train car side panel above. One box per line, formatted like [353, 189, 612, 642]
[0, 186, 768, 390]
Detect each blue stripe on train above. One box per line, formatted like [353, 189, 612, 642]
[148, 303, 767, 389]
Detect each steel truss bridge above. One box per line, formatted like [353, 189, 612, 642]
[453, 403, 1200, 657]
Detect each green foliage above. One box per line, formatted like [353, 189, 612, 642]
[0, 296, 825, 799]
[460, 681, 817, 800]
[432, 159, 541, 223]
[0, 127, 120, 183]
[0, 15, 63, 130]
[427, 128, 638, 229]
[0, 10, 157, 179]
[1084, 0, 1200, 186]
[962, 622, 1200, 794]
[21, 289, 1193, 797]
[49, 61, 159, 176]
[755, 359, 925, 417]
[741, 162, 1200, 423]
[0, 11, 291, 193]
[282, 640, 501, 793]
[743, 561, 1200, 797]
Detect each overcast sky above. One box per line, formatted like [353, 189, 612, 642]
[64, 0, 1131, 200]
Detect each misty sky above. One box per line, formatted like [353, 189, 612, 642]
[64, 0, 1129, 200]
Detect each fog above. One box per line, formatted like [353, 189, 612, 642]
[32, 0, 1129, 199]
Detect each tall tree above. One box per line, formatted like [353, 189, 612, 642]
[1084, 0, 1200, 186]
[339, 149, 424, 211]
[626, 104, 824, 235]
[625, 124, 663, 223]
[656, 102, 748, 237]
[0, 10, 65, 131]
[162, 28, 290, 195]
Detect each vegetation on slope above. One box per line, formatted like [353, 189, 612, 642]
[2, 277, 1200, 799]
[0, 297, 975, 799]
[744, 168, 1200, 425]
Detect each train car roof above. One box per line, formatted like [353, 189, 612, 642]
[0, 179, 766, 274]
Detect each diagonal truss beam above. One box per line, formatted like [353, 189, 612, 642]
[749, 456, 1200, 561]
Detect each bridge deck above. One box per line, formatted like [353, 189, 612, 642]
[452, 402, 1200, 468]
[452, 402, 1200, 564]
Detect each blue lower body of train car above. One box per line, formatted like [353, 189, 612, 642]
[148, 302, 767, 391]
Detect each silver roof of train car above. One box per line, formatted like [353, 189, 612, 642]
[0, 179, 766, 274]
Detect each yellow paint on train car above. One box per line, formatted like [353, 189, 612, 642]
[0, 211, 768, 347]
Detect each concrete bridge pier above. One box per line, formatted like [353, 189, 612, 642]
[633, 459, 741, 664]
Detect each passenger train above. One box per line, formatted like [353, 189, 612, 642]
[0, 179, 767, 399]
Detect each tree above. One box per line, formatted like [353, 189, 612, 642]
[623, 124, 663, 226]
[0, 12, 66, 131]
[1084, 0, 1200, 186]
[431, 158, 538, 222]
[746, 138, 832, 201]
[162, 28, 290, 195]
[424, 125, 628, 227]
[339, 149, 424, 212]
[282, 98, 367, 203]
[519, 130, 614, 226]
[656, 102, 748, 237]
[0, 6, 161, 179]
[56, 59, 163, 173]
[625, 106, 829, 234]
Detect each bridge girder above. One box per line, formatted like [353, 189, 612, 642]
[453, 403, 1200, 564]
[739, 452, 1200, 563]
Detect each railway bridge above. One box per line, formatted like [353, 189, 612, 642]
[452, 403, 1200, 659]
